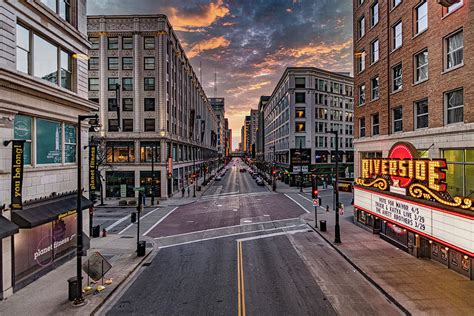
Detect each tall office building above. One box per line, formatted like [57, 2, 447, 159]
[256, 96, 270, 162]
[209, 97, 226, 162]
[87, 15, 219, 199]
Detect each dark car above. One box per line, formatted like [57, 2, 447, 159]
[240, 168, 246, 173]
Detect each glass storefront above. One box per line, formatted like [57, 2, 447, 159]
[106, 142, 135, 163]
[106, 171, 135, 197]
[140, 171, 161, 198]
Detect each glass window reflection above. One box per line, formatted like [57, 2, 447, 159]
[33, 35, 58, 84]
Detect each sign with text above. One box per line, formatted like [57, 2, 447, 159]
[290, 148, 311, 166]
[11, 140, 25, 210]
[89, 144, 97, 192]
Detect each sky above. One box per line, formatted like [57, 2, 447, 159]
[87, 0, 354, 150]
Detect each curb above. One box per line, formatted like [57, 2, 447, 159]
[305, 222, 411, 316]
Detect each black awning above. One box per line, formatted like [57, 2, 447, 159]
[0, 216, 19, 239]
[12, 195, 93, 229]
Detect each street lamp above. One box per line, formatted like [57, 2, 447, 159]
[74, 113, 99, 305]
[150, 143, 157, 205]
[299, 142, 303, 193]
[270, 145, 276, 191]
[193, 147, 197, 198]
[329, 130, 341, 244]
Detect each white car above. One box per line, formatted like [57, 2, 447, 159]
[215, 175, 222, 181]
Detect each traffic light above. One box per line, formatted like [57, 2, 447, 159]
[131, 212, 137, 223]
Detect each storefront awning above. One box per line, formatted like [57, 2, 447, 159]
[12, 195, 93, 229]
[0, 216, 19, 239]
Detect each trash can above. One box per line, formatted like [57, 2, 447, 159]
[137, 240, 146, 257]
[197, 186, 202, 191]
[320, 220, 327, 232]
[67, 276, 80, 301]
[92, 225, 101, 238]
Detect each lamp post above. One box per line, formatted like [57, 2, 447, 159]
[115, 83, 121, 130]
[329, 130, 341, 244]
[299, 142, 303, 193]
[151, 143, 156, 205]
[74, 114, 98, 305]
[271, 145, 276, 191]
[193, 147, 196, 198]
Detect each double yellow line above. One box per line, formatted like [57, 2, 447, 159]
[237, 241, 246, 316]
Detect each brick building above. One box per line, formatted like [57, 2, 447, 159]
[353, 0, 474, 278]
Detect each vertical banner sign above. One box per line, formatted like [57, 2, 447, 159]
[11, 140, 25, 210]
[168, 157, 173, 178]
[89, 144, 97, 192]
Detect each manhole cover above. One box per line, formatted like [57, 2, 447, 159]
[120, 236, 134, 239]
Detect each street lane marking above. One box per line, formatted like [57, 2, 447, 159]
[284, 194, 311, 213]
[118, 207, 160, 235]
[236, 229, 308, 242]
[143, 207, 178, 236]
[237, 240, 246, 316]
[105, 214, 130, 231]
[297, 193, 327, 211]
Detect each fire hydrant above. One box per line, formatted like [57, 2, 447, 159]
[102, 228, 107, 237]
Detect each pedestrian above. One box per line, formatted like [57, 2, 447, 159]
[181, 187, 185, 197]
[187, 186, 190, 197]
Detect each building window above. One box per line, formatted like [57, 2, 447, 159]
[40, 0, 71, 22]
[372, 113, 379, 135]
[89, 37, 99, 50]
[357, 51, 366, 72]
[392, 0, 402, 8]
[144, 119, 155, 132]
[60, 51, 72, 90]
[36, 118, 62, 164]
[64, 124, 76, 163]
[144, 57, 155, 70]
[371, 76, 379, 100]
[295, 108, 305, 118]
[144, 77, 155, 91]
[122, 57, 133, 70]
[108, 57, 118, 70]
[122, 119, 133, 132]
[393, 106, 403, 132]
[144, 37, 155, 49]
[415, 99, 428, 129]
[371, 40, 379, 64]
[442, 148, 474, 197]
[359, 84, 366, 105]
[108, 78, 119, 91]
[392, 64, 402, 92]
[415, 1, 428, 34]
[106, 142, 135, 163]
[371, 1, 379, 27]
[445, 0, 463, 14]
[88, 57, 99, 70]
[108, 119, 119, 132]
[108, 98, 117, 111]
[122, 37, 133, 49]
[359, 117, 366, 137]
[295, 122, 305, 133]
[414, 49, 428, 83]
[140, 142, 160, 162]
[295, 136, 305, 148]
[122, 78, 133, 91]
[295, 92, 305, 103]
[14, 115, 32, 165]
[358, 16, 365, 39]
[16, 24, 30, 74]
[446, 30, 464, 70]
[295, 77, 305, 88]
[393, 21, 402, 50]
[445, 89, 463, 124]
[144, 98, 155, 111]
[122, 98, 133, 111]
[108, 37, 118, 50]
[89, 78, 99, 91]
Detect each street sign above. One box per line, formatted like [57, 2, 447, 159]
[313, 199, 319, 207]
[120, 184, 127, 198]
[83, 251, 112, 281]
[134, 186, 145, 192]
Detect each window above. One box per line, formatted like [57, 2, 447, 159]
[122, 37, 133, 49]
[143, 77, 155, 91]
[60, 50, 72, 90]
[40, 0, 70, 22]
[108, 98, 117, 111]
[393, 0, 402, 8]
[108, 78, 119, 90]
[371, 76, 379, 100]
[393, 21, 402, 50]
[359, 118, 366, 137]
[295, 122, 305, 133]
[89, 57, 99, 70]
[295, 77, 305, 88]
[393, 107, 403, 132]
[16, 24, 30, 74]
[359, 84, 366, 105]
[358, 16, 365, 39]
[446, 30, 464, 70]
[123, 98, 133, 111]
[295, 108, 305, 118]
[415, 99, 428, 129]
[108, 37, 118, 50]
[108, 57, 118, 70]
[144, 119, 155, 132]
[371, 1, 379, 27]
[34, 34, 58, 84]
[371, 40, 379, 63]
[144, 98, 155, 111]
[357, 51, 366, 72]
[108, 119, 119, 132]
[123, 119, 133, 132]
[122, 57, 133, 70]
[415, 1, 428, 34]
[144, 37, 155, 49]
[106, 142, 135, 163]
[392, 64, 402, 92]
[89, 78, 99, 91]
[89, 37, 99, 50]
[446, 0, 463, 14]
[445, 89, 463, 124]
[414, 50, 428, 83]
[64, 124, 76, 163]
[144, 57, 155, 70]
[442, 148, 474, 197]
[36, 118, 62, 164]
[122, 78, 133, 91]
[372, 113, 379, 135]
[140, 142, 160, 162]
[295, 136, 305, 148]
[295, 92, 305, 103]
[14, 115, 32, 165]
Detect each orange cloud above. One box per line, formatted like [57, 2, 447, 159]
[222, 21, 236, 26]
[225, 81, 271, 96]
[165, 0, 230, 32]
[187, 36, 231, 58]
[281, 39, 352, 58]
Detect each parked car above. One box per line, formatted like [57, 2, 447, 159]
[256, 178, 265, 186]
[240, 168, 246, 172]
[215, 175, 222, 181]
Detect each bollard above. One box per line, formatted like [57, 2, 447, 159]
[326, 205, 329, 212]
[102, 228, 107, 237]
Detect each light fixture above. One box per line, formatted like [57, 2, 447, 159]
[445, 247, 449, 251]
[72, 53, 90, 60]
[464, 255, 469, 260]
[415, 234, 419, 237]
[429, 240, 433, 244]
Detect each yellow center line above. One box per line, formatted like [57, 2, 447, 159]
[237, 241, 246, 316]
[237, 242, 241, 316]
[240, 241, 246, 316]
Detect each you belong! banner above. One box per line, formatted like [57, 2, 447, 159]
[11, 140, 25, 210]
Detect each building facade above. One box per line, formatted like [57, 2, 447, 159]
[353, 0, 474, 278]
[263, 67, 354, 186]
[87, 15, 218, 200]
[0, 0, 97, 298]
[256, 96, 270, 162]
[209, 97, 226, 163]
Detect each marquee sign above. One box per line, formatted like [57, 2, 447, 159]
[356, 142, 473, 211]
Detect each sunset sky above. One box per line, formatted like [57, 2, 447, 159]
[88, 0, 353, 150]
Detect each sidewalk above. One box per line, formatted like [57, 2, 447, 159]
[302, 206, 474, 315]
[0, 235, 153, 316]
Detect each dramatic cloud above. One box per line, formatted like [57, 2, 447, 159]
[187, 36, 231, 58]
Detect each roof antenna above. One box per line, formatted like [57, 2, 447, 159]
[214, 69, 217, 97]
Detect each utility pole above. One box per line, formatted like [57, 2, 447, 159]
[299, 142, 303, 193]
[193, 147, 196, 198]
[272, 145, 276, 191]
[330, 130, 341, 243]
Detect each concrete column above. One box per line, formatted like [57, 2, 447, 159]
[1, 235, 13, 299]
